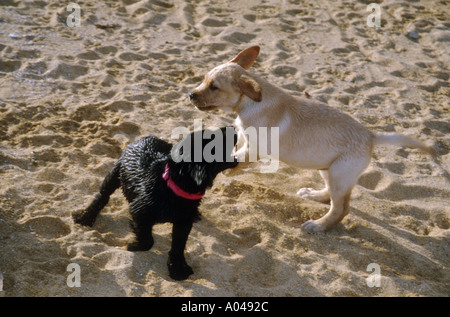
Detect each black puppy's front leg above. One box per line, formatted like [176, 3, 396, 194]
[168, 221, 194, 281]
[127, 205, 155, 252]
[128, 219, 155, 252]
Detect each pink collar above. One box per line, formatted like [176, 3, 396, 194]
[162, 163, 205, 200]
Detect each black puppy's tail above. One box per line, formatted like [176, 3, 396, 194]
[72, 162, 121, 227]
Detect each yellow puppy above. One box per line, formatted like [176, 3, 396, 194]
[190, 46, 435, 232]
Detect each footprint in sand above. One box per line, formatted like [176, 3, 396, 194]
[95, 46, 118, 55]
[201, 18, 229, 27]
[109, 122, 141, 141]
[36, 167, 66, 183]
[232, 247, 294, 289]
[118, 52, 148, 62]
[22, 216, 71, 240]
[0, 59, 21, 72]
[106, 100, 134, 112]
[19, 134, 72, 148]
[358, 166, 446, 202]
[273, 65, 297, 77]
[417, 80, 447, 93]
[382, 162, 405, 175]
[222, 32, 257, 45]
[23, 61, 47, 79]
[373, 181, 445, 201]
[222, 181, 254, 198]
[77, 51, 101, 61]
[233, 227, 262, 249]
[16, 49, 40, 59]
[423, 120, 449, 135]
[357, 169, 384, 191]
[87, 141, 121, 158]
[47, 63, 89, 80]
[70, 104, 106, 122]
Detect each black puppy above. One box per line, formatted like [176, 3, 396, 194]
[72, 126, 238, 280]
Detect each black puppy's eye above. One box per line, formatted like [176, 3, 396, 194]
[209, 83, 218, 91]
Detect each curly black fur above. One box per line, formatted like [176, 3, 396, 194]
[73, 126, 238, 280]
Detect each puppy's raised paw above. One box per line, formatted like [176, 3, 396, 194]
[297, 187, 330, 203]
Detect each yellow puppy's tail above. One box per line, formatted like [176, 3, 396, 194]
[373, 132, 436, 156]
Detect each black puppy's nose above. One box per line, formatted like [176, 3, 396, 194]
[189, 92, 198, 101]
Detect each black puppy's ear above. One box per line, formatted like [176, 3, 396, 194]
[191, 168, 204, 186]
[190, 165, 213, 188]
[171, 139, 186, 163]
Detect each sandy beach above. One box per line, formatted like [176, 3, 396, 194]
[0, 0, 449, 296]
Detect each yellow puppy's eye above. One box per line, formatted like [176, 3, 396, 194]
[209, 83, 218, 91]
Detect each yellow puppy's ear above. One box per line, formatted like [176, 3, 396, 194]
[238, 75, 262, 102]
[230, 46, 260, 70]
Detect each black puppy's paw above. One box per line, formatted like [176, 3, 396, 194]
[72, 210, 95, 227]
[167, 258, 194, 281]
[127, 239, 154, 252]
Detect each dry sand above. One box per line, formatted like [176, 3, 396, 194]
[0, 0, 449, 297]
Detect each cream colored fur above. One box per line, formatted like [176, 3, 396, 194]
[190, 46, 435, 232]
